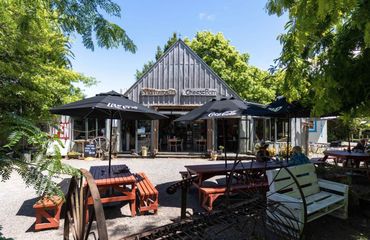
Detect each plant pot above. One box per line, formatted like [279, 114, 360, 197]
[141, 147, 148, 157]
[211, 154, 218, 161]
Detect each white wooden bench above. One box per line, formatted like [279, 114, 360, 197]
[266, 163, 348, 234]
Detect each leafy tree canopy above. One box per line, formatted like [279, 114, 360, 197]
[136, 32, 279, 103]
[0, 0, 92, 123]
[0, 0, 136, 196]
[266, 0, 370, 117]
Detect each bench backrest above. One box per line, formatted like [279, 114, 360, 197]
[266, 163, 320, 198]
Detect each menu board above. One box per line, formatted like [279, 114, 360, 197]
[84, 143, 96, 157]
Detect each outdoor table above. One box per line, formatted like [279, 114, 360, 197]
[168, 138, 182, 151]
[322, 150, 370, 167]
[74, 139, 88, 158]
[88, 164, 137, 217]
[185, 160, 286, 188]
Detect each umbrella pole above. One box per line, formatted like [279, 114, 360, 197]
[108, 115, 113, 176]
[223, 119, 227, 168]
[286, 117, 290, 163]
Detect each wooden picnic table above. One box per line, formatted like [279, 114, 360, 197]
[322, 150, 370, 167]
[89, 164, 137, 217]
[185, 161, 286, 188]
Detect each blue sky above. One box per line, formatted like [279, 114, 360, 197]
[70, 0, 288, 97]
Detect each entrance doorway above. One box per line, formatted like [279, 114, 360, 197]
[158, 115, 207, 152]
[216, 118, 239, 153]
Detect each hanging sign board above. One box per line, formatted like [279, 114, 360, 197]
[141, 88, 176, 96]
[84, 143, 96, 157]
[182, 88, 217, 96]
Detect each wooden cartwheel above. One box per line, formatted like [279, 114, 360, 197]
[63, 169, 108, 240]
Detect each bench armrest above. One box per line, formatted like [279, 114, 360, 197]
[266, 191, 305, 224]
[318, 179, 349, 195]
[267, 191, 303, 209]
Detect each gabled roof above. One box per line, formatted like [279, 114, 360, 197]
[125, 39, 241, 105]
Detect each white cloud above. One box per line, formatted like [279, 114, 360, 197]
[199, 12, 216, 21]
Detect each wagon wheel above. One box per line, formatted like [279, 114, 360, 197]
[92, 137, 109, 159]
[211, 157, 307, 240]
[64, 169, 108, 240]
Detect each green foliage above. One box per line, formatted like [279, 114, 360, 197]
[52, 0, 136, 51]
[185, 32, 278, 103]
[0, 115, 79, 197]
[136, 32, 279, 103]
[0, 225, 14, 240]
[0, 0, 96, 123]
[266, 0, 370, 117]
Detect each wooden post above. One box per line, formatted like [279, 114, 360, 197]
[180, 185, 188, 219]
[207, 119, 213, 151]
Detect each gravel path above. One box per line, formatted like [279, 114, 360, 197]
[0, 158, 213, 240]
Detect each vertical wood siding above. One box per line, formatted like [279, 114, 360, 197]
[125, 40, 240, 106]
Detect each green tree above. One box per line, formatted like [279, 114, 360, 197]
[135, 32, 179, 80]
[185, 32, 277, 103]
[0, 0, 136, 196]
[266, 0, 370, 117]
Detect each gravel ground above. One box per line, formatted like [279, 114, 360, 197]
[0, 157, 213, 240]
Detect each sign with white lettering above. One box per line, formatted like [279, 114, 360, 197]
[268, 106, 283, 112]
[107, 103, 138, 110]
[182, 88, 217, 96]
[84, 143, 96, 157]
[141, 88, 176, 96]
[208, 110, 238, 117]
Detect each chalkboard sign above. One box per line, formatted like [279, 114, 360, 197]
[84, 143, 96, 157]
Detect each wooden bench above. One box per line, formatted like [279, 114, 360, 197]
[33, 178, 70, 231]
[266, 163, 348, 234]
[136, 172, 158, 214]
[200, 181, 268, 211]
[33, 196, 63, 231]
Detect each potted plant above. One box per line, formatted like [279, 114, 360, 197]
[210, 150, 218, 161]
[67, 151, 81, 159]
[141, 146, 148, 157]
[217, 145, 224, 155]
[150, 148, 158, 158]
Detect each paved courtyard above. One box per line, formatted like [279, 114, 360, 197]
[0, 157, 211, 240]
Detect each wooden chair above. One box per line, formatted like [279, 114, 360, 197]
[135, 172, 159, 214]
[266, 163, 348, 234]
[176, 139, 183, 152]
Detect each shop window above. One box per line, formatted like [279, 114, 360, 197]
[73, 118, 85, 140]
[276, 119, 288, 142]
[137, 120, 152, 151]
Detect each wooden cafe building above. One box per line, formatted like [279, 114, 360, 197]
[123, 39, 244, 154]
[56, 40, 327, 156]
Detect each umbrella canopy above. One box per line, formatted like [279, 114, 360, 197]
[51, 90, 167, 120]
[51, 90, 167, 175]
[174, 97, 270, 168]
[266, 96, 311, 118]
[175, 97, 270, 122]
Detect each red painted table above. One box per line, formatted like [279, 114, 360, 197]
[88, 165, 137, 217]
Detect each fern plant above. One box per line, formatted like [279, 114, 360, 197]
[0, 114, 79, 198]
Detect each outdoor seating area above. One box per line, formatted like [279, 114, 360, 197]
[2, 1, 370, 239]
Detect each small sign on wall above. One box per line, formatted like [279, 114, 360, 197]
[308, 120, 317, 132]
[182, 88, 217, 96]
[141, 88, 176, 96]
[84, 143, 96, 157]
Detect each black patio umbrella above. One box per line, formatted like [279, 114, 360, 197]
[175, 97, 270, 122]
[265, 96, 311, 161]
[51, 90, 167, 175]
[175, 97, 270, 167]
